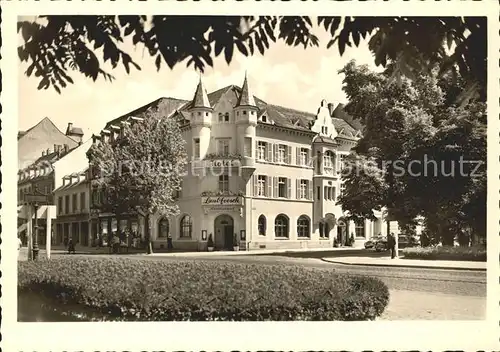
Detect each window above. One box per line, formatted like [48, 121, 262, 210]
[224, 112, 230, 122]
[58, 197, 63, 215]
[298, 148, 309, 166]
[317, 186, 320, 200]
[257, 175, 266, 196]
[180, 215, 192, 238]
[244, 137, 252, 157]
[321, 126, 329, 135]
[65, 195, 70, 214]
[298, 180, 308, 199]
[257, 141, 267, 160]
[323, 186, 335, 201]
[258, 215, 266, 236]
[218, 113, 224, 122]
[218, 174, 229, 193]
[277, 145, 286, 163]
[355, 220, 365, 238]
[274, 214, 289, 238]
[324, 151, 335, 168]
[158, 218, 169, 238]
[340, 182, 346, 195]
[262, 115, 267, 122]
[217, 138, 230, 156]
[278, 177, 287, 198]
[193, 138, 200, 159]
[80, 192, 86, 211]
[297, 216, 310, 238]
[339, 154, 348, 172]
[72, 194, 78, 212]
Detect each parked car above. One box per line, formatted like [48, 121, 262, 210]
[364, 235, 384, 249]
[375, 237, 389, 251]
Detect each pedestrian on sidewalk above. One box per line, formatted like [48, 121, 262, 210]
[68, 238, 76, 254]
[388, 233, 396, 259]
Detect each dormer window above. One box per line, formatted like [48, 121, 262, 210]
[218, 113, 223, 122]
[224, 113, 229, 122]
[321, 126, 328, 135]
[262, 115, 267, 123]
[243, 111, 247, 115]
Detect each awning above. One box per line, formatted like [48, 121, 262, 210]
[17, 205, 56, 220]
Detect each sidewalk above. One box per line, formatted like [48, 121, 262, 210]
[321, 256, 486, 271]
[145, 246, 362, 257]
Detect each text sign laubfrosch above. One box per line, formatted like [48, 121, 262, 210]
[202, 196, 242, 207]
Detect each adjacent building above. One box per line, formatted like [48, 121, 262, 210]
[90, 74, 387, 251]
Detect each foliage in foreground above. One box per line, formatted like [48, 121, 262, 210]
[402, 245, 486, 262]
[19, 16, 485, 101]
[18, 257, 389, 321]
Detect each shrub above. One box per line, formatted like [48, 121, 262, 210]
[18, 257, 389, 321]
[402, 245, 486, 262]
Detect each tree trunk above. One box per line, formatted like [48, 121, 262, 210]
[145, 213, 153, 254]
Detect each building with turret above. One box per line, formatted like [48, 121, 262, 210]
[90, 74, 386, 251]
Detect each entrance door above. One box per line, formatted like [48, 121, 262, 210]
[214, 214, 234, 251]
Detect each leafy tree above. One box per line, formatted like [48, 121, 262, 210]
[337, 61, 486, 246]
[88, 109, 187, 254]
[19, 16, 485, 100]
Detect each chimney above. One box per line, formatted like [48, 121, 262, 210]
[67, 122, 73, 132]
[54, 144, 58, 153]
[47, 148, 50, 155]
[327, 103, 335, 117]
[64, 144, 69, 153]
[42, 150, 46, 157]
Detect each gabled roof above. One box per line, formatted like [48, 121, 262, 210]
[18, 117, 79, 170]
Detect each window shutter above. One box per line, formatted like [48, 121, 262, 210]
[255, 140, 259, 159]
[296, 179, 300, 199]
[267, 143, 273, 162]
[274, 144, 279, 162]
[273, 177, 278, 198]
[287, 146, 292, 164]
[253, 175, 258, 196]
[287, 178, 292, 199]
[296, 147, 300, 165]
[307, 149, 312, 166]
[308, 180, 313, 200]
[267, 176, 273, 197]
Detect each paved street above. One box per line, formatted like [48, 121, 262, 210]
[18, 248, 486, 320]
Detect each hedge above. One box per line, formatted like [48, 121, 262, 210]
[18, 257, 389, 321]
[402, 245, 486, 262]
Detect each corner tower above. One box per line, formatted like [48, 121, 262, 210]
[234, 72, 258, 160]
[190, 76, 212, 160]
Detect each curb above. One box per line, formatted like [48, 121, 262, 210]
[320, 258, 487, 272]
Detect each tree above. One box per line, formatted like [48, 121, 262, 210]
[337, 61, 486, 246]
[88, 109, 187, 254]
[19, 16, 485, 100]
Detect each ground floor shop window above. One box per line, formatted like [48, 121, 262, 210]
[275, 214, 289, 238]
[297, 215, 310, 238]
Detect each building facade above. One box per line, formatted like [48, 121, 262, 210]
[92, 74, 387, 251]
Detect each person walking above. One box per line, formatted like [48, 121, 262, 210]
[68, 238, 76, 254]
[388, 233, 397, 259]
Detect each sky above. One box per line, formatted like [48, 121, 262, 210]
[18, 20, 380, 137]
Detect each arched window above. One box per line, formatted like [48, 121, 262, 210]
[258, 215, 266, 236]
[180, 215, 192, 238]
[218, 112, 223, 122]
[158, 218, 169, 238]
[297, 215, 310, 238]
[224, 112, 230, 122]
[274, 214, 289, 238]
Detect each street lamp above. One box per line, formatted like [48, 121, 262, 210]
[32, 202, 39, 260]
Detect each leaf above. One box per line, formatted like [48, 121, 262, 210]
[446, 31, 453, 50]
[235, 40, 248, 56]
[155, 54, 161, 70]
[224, 43, 233, 64]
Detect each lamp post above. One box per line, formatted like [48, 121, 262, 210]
[32, 202, 39, 260]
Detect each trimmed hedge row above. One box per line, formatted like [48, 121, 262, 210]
[18, 257, 389, 321]
[402, 245, 486, 262]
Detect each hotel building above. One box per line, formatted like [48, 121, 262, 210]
[91, 74, 386, 251]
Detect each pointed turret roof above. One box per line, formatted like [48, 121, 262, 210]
[191, 75, 211, 109]
[236, 72, 256, 107]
